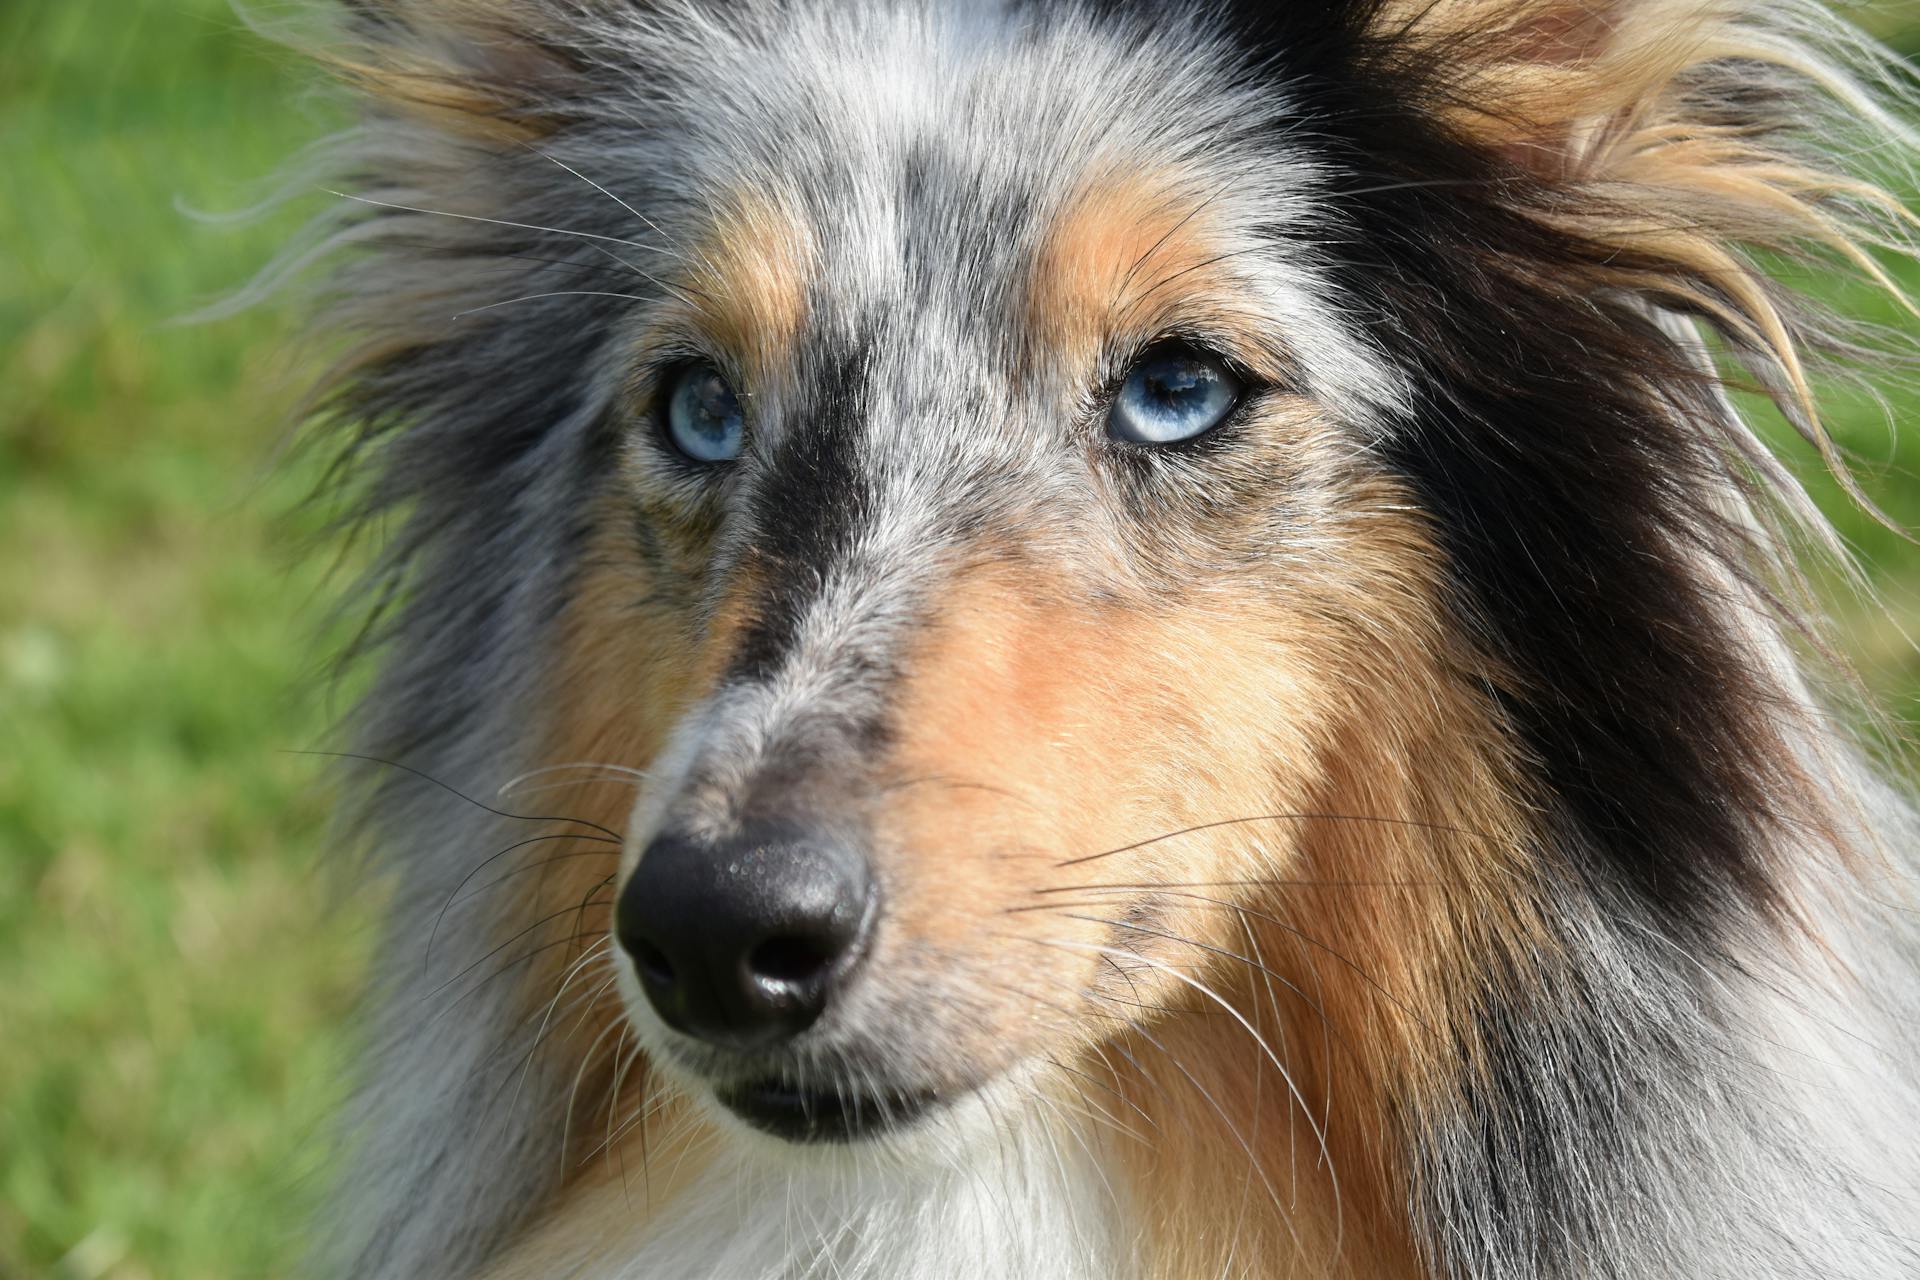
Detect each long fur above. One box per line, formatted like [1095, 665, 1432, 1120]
[273, 1, 1920, 1277]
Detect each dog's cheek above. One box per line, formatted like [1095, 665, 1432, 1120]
[864, 566, 1330, 1052]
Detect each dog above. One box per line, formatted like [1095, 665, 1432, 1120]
[289, 0, 1920, 1275]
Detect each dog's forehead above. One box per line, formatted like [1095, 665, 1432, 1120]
[670, 0, 1228, 194]
[662, 2, 1272, 343]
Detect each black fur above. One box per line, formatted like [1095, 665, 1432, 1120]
[727, 327, 881, 683]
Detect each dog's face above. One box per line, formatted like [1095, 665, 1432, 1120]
[561, 5, 1473, 1146]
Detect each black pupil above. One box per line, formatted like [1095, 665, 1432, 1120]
[1145, 359, 1209, 409]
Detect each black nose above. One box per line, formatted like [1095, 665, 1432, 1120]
[615, 823, 876, 1050]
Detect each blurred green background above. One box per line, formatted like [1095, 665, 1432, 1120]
[2, 3, 365, 1276]
[1, 2, 1917, 1277]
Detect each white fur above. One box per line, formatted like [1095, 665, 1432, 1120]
[519, 1083, 1134, 1280]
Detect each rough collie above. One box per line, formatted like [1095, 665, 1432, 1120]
[287, 0, 1920, 1275]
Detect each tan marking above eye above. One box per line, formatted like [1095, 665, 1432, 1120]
[1025, 169, 1289, 387]
[672, 193, 816, 383]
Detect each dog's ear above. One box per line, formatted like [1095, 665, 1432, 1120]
[1363, 0, 1911, 183]
[1362, 0, 1918, 462]
[283, 0, 679, 649]
[321, 0, 619, 142]
[1364, 0, 1668, 180]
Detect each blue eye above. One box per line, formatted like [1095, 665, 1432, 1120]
[664, 362, 746, 463]
[1107, 344, 1242, 445]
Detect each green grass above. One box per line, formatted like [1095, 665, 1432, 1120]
[1, 4, 1917, 1278]
[1, 3, 367, 1276]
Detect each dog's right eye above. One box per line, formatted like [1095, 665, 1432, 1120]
[663, 362, 746, 463]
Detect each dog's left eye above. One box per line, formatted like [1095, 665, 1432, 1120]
[1107, 342, 1243, 445]
[664, 361, 746, 463]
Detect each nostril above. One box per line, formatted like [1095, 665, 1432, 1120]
[747, 934, 838, 986]
[630, 937, 676, 988]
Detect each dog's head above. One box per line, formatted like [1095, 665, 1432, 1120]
[315, 0, 1911, 1199]
[541, 4, 1502, 1145]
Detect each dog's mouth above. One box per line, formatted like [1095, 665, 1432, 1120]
[714, 1077, 946, 1142]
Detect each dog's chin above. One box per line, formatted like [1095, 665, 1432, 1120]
[617, 979, 975, 1147]
[712, 1076, 947, 1144]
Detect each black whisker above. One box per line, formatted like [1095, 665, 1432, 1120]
[284, 749, 625, 840]
[416, 897, 616, 1019]
[1089, 888, 1433, 1031]
[1056, 810, 1499, 867]
[426, 835, 621, 970]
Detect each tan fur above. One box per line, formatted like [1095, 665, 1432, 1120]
[454, 197, 815, 1256]
[329, 58, 552, 143]
[458, 375, 1546, 1278]
[390, 12, 1917, 1268]
[471, 453, 1539, 1280]
[471, 1107, 711, 1280]
[673, 194, 816, 384]
[309, 0, 1920, 1274]
[470, 499, 743, 1241]
[1027, 171, 1295, 384]
[1378, 0, 1917, 509]
[461, 152, 1563, 1275]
